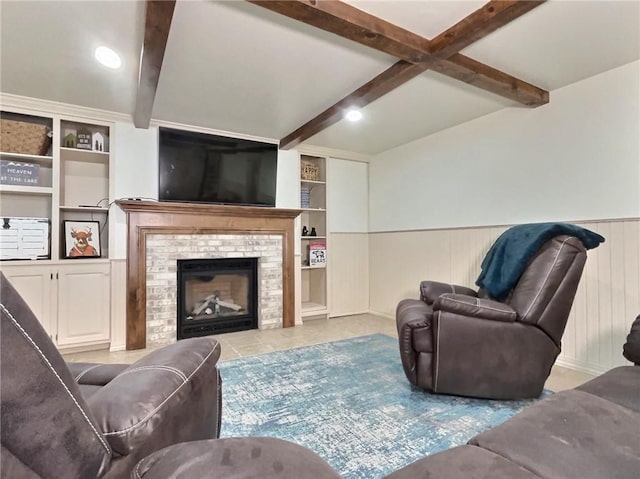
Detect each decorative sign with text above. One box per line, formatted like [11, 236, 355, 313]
[309, 240, 326, 267]
[0, 160, 40, 186]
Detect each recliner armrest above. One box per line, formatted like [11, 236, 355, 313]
[623, 314, 640, 365]
[434, 293, 517, 322]
[420, 281, 477, 305]
[87, 337, 221, 456]
[67, 362, 130, 386]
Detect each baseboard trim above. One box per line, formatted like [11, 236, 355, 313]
[368, 310, 394, 320]
[555, 357, 609, 376]
[329, 310, 369, 318]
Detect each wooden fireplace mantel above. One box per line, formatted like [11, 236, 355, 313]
[116, 200, 301, 350]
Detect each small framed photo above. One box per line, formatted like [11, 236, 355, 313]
[63, 221, 101, 259]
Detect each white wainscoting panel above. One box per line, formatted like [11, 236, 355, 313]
[329, 233, 370, 317]
[560, 220, 640, 373]
[369, 219, 640, 374]
[295, 254, 303, 325]
[110, 259, 127, 351]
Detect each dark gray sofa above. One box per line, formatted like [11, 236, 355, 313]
[384, 315, 640, 479]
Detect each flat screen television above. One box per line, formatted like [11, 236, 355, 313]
[158, 127, 278, 207]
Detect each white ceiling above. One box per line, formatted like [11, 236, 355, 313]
[1, 1, 639, 155]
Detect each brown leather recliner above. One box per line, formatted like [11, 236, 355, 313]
[396, 234, 591, 399]
[0, 272, 222, 478]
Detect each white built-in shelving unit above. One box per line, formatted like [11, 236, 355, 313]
[299, 155, 329, 319]
[0, 108, 113, 349]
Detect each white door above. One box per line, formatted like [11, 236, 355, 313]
[1, 265, 55, 338]
[56, 262, 110, 346]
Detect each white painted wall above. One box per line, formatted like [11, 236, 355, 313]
[328, 158, 368, 233]
[275, 149, 300, 209]
[369, 60, 640, 232]
[326, 158, 370, 315]
[110, 124, 301, 258]
[111, 123, 158, 259]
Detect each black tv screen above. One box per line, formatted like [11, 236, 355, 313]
[159, 128, 278, 207]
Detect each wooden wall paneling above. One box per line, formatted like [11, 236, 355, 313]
[608, 221, 628, 364]
[368, 219, 640, 373]
[622, 220, 640, 330]
[329, 233, 369, 316]
[596, 222, 614, 367]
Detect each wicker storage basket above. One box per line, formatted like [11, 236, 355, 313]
[0, 119, 51, 156]
[300, 160, 320, 181]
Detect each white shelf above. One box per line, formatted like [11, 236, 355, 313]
[302, 301, 327, 315]
[0, 151, 53, 163]
[59, 258, 110, 265]
[0, 185, 53, 195]
[60, 147, 109, 163]
[300, 155, 328, 321]
[59, 205, 109, 213]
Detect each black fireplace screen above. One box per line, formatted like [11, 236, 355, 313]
[177, 257, 258, 339]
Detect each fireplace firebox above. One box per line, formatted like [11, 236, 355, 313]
[177, 257, 258, 339]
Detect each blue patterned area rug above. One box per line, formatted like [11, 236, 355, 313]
[218, 334, 546, 479]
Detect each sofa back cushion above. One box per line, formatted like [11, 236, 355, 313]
[0, 273, 111, 478]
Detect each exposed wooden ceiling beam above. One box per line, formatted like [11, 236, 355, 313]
[250, 0, 433, 63]
[428, 1, 545, 59]
[281, 60, 427, 150]
[133, 0, 176, 129]
[249, 0, 549, 149]
[429, 54, 548, 107]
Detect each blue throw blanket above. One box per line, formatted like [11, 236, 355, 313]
[476, 223, 605, 300]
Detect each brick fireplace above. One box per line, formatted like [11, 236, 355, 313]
[146, 234, 281, 345]
[117, 200, 300, 350]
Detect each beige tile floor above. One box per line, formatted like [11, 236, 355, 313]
[63, 313, 595, 391]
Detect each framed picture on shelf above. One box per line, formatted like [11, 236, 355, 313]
[63, 220, 101, 259]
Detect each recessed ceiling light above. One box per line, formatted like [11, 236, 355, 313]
[95, 46, 122, 69]
[345, 109, 363, 122]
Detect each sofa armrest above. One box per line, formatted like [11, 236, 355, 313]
[420, 281, 477, 305]
[87, 337, 221, 456]
[623, 314, 640, 365]
[434, 293, 517, 322]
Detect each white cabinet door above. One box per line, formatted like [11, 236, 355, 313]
[1, 265, 55, 338]
[56, 263, 110, 346]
